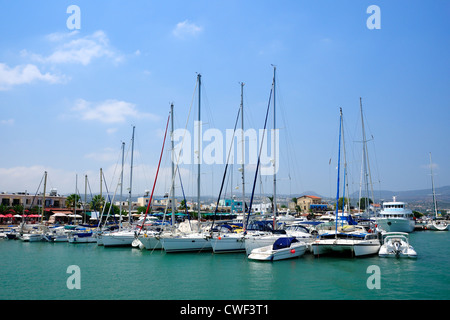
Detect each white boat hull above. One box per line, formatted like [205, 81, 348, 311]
[248, 242, 307, 261]
[211, 234, 245, 253]
[426, 220, 449, 231]
[312, 238, 380, 257]
[161, 233, 213, 253]
[101, 231, 136, 247]
[19, 233, 43, 242]
[376, 218, 415, 233]
[68, 234, 97, 243]
[138, 233, 163, 250]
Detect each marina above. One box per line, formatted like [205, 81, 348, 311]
[0, 226, 448, 300]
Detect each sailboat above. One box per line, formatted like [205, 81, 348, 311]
[211, 82, 251, 254]
[102, 126, 142, 247]
[160, 74, 213, 253]
[312, 107, 380, 257]
[425, 152, 448, 231]
[19, 171, 48, 242]
[244, 67, 312, 256]
[137, 105, 174, 251]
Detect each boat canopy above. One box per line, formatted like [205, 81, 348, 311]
[272, 237, 298, 250]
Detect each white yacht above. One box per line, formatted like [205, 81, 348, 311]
[376, 197, 415, 233]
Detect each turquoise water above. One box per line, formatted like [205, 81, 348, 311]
[1, 231, 449, 300]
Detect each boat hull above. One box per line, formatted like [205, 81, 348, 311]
[248, 243, 307, 261]
[101, 232, 136, 247]
[161, 234, 213, 253]
[211, 234, 245, 253]
[312, 238, 380, 257]
[138, 233, 163, 250]
[376, 218, 415, 233]
[426, 220, 449, 231]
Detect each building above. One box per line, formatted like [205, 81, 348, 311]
[218, 198, 243, 213]
[0, 190, 67, 210]
[136, 193, 178, 212]
[296, 195, 328, 214]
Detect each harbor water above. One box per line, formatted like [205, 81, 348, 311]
[1, 230, 449, 301]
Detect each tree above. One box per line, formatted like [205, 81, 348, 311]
[337, 197, 350, 211]
[90, 195, 105, 212]
[66, 194, 81, 209]
[358, 197, 373, 211]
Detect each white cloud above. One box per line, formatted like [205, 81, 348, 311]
[71, 99, 159, 124]
[172, 20, 203, 39]
[25, 30, 122, 66]
[0, 63, 62, 90]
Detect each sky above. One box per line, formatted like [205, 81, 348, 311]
[0, 0, 449, 202]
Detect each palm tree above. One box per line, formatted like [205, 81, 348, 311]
[90, 195, 105, 212]
[66, 194, 81, 209]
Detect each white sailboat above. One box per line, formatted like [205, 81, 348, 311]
[19, 171, 47, 242]
[425, 152, 448, 231]
[312, 107, 380, 257]
[161, 74, 213, 253]
[102, 126, 141, 247]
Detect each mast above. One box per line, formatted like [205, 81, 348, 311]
[128, 126, 135, 224]
[84, 175, 87, 224]
[240, 82, 246, 222]
[119, 141, 125, 229]
[171, 103, 176, 226]
[359, 97, 375, 216]
[335, 108, 343, 236]
[429, 152, 438, 218]
[41, 171, 47, 223]
[100, 168, 103, 218]
[197, 73, 201, 227]
[272, 66, 277, 228]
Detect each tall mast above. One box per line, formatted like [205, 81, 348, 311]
[335, 108, 343, 237]
[359, 97, 375, 216]
[272, 66, 277, 226]
[430, 152, 438, 218]
[197, 74, 201, 227]
[41, 171, 47, 223]
[240, 82, 246, 218]
[119, 141, 125, 229]
[171, 103, 176, 226]
[128, 126, 135, 224]
[100, 168, 103, 215]
[84, 174, 87, 224]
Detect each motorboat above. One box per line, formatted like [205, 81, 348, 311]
[378, 232, 417, 258]
[376, 197, 415, 233]
[248, 237, 308, 261]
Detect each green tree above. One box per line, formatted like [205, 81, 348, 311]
[90, 195, 105, 212]
[66, 194, 81, 209]
[358, 197, 373, 211]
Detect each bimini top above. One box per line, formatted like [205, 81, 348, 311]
[272, 237, 298, 250]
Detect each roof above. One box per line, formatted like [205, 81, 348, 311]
[299, 195, 321, 199]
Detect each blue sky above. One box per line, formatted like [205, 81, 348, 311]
[0, 1, 449, 201]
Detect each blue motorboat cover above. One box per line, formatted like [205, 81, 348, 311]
[272, 237, 298, 250]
